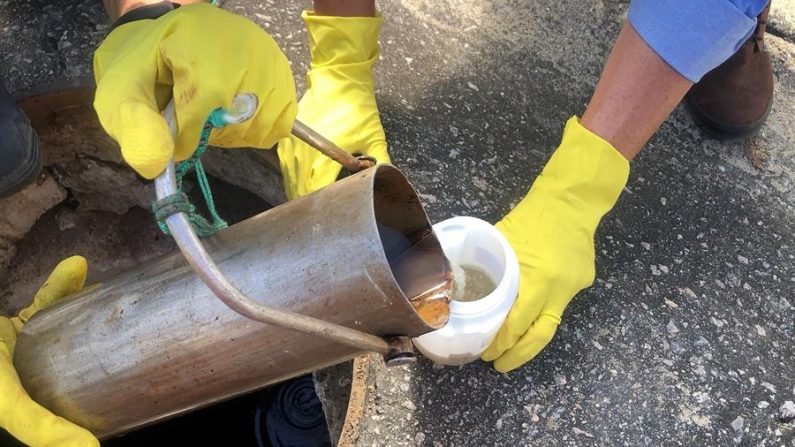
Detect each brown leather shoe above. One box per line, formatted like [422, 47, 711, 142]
[686, 3, 774, 137]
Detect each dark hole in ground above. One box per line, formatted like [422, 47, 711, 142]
[0, 375, 331, 447]
[2, 174, 334, 446]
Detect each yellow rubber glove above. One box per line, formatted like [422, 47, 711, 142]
[94, 3, 297, 179]
[0, 256, 98, 446]
[481, 117, 630, 372]
[278, 11, 389, 200]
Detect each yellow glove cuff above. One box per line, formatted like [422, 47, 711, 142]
[533, 116, 630, 226]
[279, 12, 388, 200]
[302, 11, 382, 69]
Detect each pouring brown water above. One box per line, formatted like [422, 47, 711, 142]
[379, 224, 452, 327]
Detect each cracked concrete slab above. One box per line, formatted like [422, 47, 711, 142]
[0, 173, 65, 272]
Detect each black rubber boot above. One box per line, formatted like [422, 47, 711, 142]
[0, 82, 41, 198]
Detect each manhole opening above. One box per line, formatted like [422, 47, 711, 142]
[1, 86, 342, 446]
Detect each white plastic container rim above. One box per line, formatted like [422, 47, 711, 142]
[412, 216, 519, 365]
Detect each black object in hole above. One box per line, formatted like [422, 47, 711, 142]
[255, 375, 332, 447]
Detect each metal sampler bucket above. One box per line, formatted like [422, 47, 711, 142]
[13, 164, 451, 438]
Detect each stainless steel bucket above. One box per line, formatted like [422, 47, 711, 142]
[13, 164, 450, 438]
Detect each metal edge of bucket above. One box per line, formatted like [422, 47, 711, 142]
[366, 164, 452, 331]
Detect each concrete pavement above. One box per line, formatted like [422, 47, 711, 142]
[0, 0, 793, 445]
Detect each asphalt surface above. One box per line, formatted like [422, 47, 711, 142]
[1, 0, 793, 445]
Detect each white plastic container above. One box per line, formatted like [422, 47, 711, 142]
[413, 216, 519, 365]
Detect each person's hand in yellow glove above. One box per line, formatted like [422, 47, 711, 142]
[94, 2, 298, 180]
[481, 118, 630, 373]
[0, 256, 98, 446]
[277, 9, 389, 200]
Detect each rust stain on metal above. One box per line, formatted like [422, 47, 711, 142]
[411, 289, 452, 328]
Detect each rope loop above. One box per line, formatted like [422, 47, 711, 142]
[151, 106, 235, 237]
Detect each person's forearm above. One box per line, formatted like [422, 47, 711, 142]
[313, 0, 374, 17]
[581, 22, 693, 160]
[102, 0, 204, 21]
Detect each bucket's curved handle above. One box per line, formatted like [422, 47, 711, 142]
[154, 95, 412, 363]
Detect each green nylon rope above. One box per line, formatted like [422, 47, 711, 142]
[151, 107, 231, 237]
